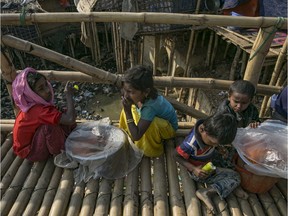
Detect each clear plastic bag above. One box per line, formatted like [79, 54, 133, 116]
[54, 118, 143, 183]
[232, 120, 288, 179]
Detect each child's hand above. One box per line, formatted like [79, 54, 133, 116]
[191, 166, 211, 179]
[64, 81, 76, 95]
[249, 121, 260, 128]
[121, 96, 133, 110]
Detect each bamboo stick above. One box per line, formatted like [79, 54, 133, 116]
[165, 140, 186, 215]
[210, 33, 219, 70]
[244, 26, 278, 86]
[140, 157, 153, 216]
[23, 158, 55, 216]
[201, 30, 207, 48]
[240, 51, 247, 78]
[109, 178, 124, 216]
[247, 193, 266, 216]
[212, 195, 229, 216]
[8, 161, 47, 216]
[260, 66, 270, 84]
[104, 23, 111, 52]
[0, 156, 24, 197]
[153, 36, 160, 75]
[192, 30, 199, 56]
[1, 147, 16, 177]
[269, 185, 287, 216]
[275, 62, 287, 86]
[0, 159, 33, 216]
[112, 22, 121, 74]
[66, 181, 86, 216]
[184, 29, 195, 77]
[223, 41, 231, 59]
[259, 38, 287, 117]
[276, 179, 287, 200]
[258, 192, 281, 216]
[153, 155, 169, 215]
[48, 169, 74, 216]
[229, 46, 242, 80]
[37, 167, 63, 216]
[123, 165, 139, 216]
[225, 193, 242, 216]
[139, 36, 144, 64]
[236, 196, 254, 216]
[205, 31, 214, 67]
[1, 35, 121, 87]
[94, 179, 113, 216]
[0, 132, 13, 161]
[2, 13, 287, 29]
[129, 41, 135, 68]
[79, 179, 99, 216]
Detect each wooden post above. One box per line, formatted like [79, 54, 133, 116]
[244, 25, 278, 86]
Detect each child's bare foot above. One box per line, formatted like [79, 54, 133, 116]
[196, 188, 217, 214]
[233, 186, 249, 199]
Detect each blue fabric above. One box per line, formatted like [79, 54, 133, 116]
[275, 87, 288, 119]
[138, 95, 178, 130]
[260, 0, 287, 17]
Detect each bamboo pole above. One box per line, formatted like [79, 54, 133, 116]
[260, 66, 270, 84]
[0, 156, 24, 197]
[1, 35, 121, 87]
[184, 29, 196, 77]
[1, 13, 287, 29]
[240, 51, 247, 78]
[112, 22, 121, 74]
[276, 179, 287, 200]
[23, 158, 56, 216]
[153, 155, 169, 215]
[8, 161, 47, 216]
[201, 30, 207, 48]
[129, 41, 135, 68]
[247, 193, 266, 216]
[244, 25, 279, 86]
[123, 165, 139, 216]
[0, 159, 33, 216]
[205, 31, 214, 67]
[153, 35, 160, 75]
[37, 167, 63, 216]
[269, 185, 287, 216]
[212, 195, 229, 216]
[165, 140, 186, 215]
[94, 179, 113, 216]
[192, 31, 199, 56]
[210, 33, 219, 70]
[79, 179, 99, 216]
[0, 132, 13, 161]
[258, 192, 281, 216]
[49, 169, 74, 216]
[223, 41, 231, 59]
[275, 62, 287, 86]
[104, 23, 111, 52]
[229, 46, 242, 80]
[109, 178, 124, 216]
[0, 51, 19, 115]
[259, 38, 287, 117]
[225, 193, 242, 216]
[66, 181, 86, 216]
[1, 147, 16, 177]
[140, 157, 153, 216]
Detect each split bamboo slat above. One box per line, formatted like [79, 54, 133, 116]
[94, 179, 113, 215]
[226, 193, 242, 216]
[247, 193, 266, 216]
[276, 178, 287, 200]
[79, 179, 99, 216]
[269, 185, 287, 216]
[258, 192, 281, 216]
[1, 147, 16, 177]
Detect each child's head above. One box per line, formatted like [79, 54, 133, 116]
[122, 65, 158, 104]
[27, 71, 52, 102]
[228, 80, 256, 113]
[200, 113, 237, 146]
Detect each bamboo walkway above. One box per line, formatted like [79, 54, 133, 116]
[0, 132, 287, 216]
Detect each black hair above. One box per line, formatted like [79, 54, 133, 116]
[203, 113, 237, 144]
[229, 80, 256, 99]
[122, 65, 158, 99]
[27, 72, 46, 92]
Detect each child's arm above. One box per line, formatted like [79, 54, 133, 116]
[172, 149, 210, 179]
[59, 82, 76, 125]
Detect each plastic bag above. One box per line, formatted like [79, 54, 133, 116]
[232, 120, 288, 179]
[54, 118, 143, 183]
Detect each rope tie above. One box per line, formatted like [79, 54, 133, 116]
[249, 17, 285, 61]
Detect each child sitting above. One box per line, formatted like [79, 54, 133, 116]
[119, 65, 178, 157]
[173, 113, 240, 214]
[216, 80, 260, 128]
[12, 67, 76, 162]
